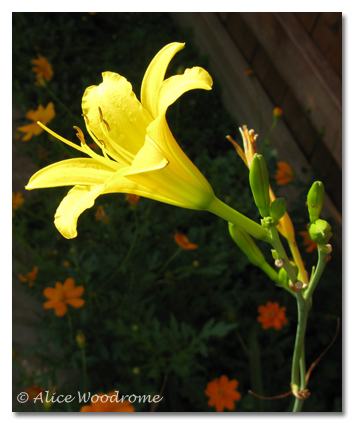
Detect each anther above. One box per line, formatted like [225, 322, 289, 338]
[97, 139, 106, 148]
[98, 106, 103, 122]
[102, 119, 110, 132]
[73, 126, 86, 144]
[98, 107, 110, 131]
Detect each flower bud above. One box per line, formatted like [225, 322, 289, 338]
[249, 154, 270, 217]
[307, 181, 325, 223]
[278, 267, 288, 284]
[308, 219, 332, 245]
[228, 223, 265, 267]
[269, 197, 286, 221]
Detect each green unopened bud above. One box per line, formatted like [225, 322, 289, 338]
[228, 223, 265, 267]
[307, 181, 325, 223]
[278, 267, 288, 284]
[249, 154, 270, 217]
[309, 219, 332, 245]
[269, 197, 286, 221]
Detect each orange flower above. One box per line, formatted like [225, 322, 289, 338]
[257, 301, 288, 330]
[31, 55, 54, 82]
[19, 266, 38, 287]
[299, 230, 318, 253]
[125, 194, 140, 208]
[205, 375, 242, 412]
[25, 385, 45, 400]
[12, 191, 24, 215]
[95, 205, 110, 223]
[43, 277, 84, 317]
[275, 161, 294, 186]
[17, 103, 55, 142]
[174, 233, 198, 250]
[80, 391, 135, 412]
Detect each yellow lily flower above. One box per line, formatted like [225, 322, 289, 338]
[26, 43, 217, 238]
[26, 42, 267, 242]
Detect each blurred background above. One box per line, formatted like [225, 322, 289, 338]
[12, 12, 342, 412]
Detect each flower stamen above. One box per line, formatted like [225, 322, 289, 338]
[97, 107, 135, 166]
[73, 126, 86, 145]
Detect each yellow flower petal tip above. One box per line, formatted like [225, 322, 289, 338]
[26, 43, 216, 238]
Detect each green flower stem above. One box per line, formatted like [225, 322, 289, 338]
[304, 245, 331, 302]
[291, 292, 308, 412]
[288, 238, 309, 284]
[263, 221, 310, 411]
[267, 225, 298, 284]
[208, 198, 268, 241]
[260, 116, 278, 152]
[156, 248, 182, 276]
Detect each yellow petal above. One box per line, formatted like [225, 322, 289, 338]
[141, 42, 185, 118]
[147, 113, 214, 194]
[123, 136, 169, 177]
[155, 67, 212, 116]
[55, 184, 105, 239]
[123, 129, 215, 210]
[26, 158, 117, 189]
[82, 72, 152, 157]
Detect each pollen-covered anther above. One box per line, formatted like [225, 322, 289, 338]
[73, 126, 86, 144]
[98, 106, 103, 122]
[102, 119, 110, 132]
[98, 106, 111, 131]
[97, 139, 106, 149]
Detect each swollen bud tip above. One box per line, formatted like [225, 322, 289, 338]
[308, 219, 332, 245]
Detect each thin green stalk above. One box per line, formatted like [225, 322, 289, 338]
[207, 197, 268, 241]
[268, 225, 298, 284]
[156, 248, 182, 276]
[260, 117, 278, 153]
[263, 221, 310, 411]
[291, 292, 308, 412]
[305, 245, 331, 302]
